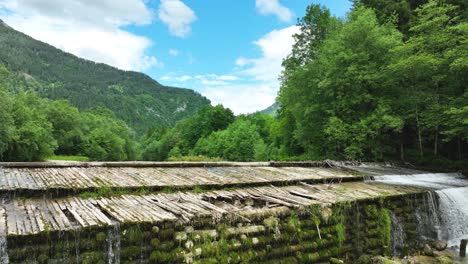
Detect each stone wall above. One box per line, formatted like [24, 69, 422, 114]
[5, 193, 430, 264]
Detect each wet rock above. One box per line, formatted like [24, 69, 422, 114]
[435, 256, 453, 264]
[329, 258, 344, 264]
[371, 256, 401, 264]
[431, 240, 448, 251]
[423, 244, 434, 256]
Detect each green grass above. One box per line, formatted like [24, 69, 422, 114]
[46, 155, 90, 161]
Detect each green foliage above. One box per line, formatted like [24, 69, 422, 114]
[3, 92, 57, 161]
[143, 105, 234, 160]
[46, 155, 90, 161]
[376, 208, 392, 255]
[194, 119, 265, 161]
[276, 0, 467, 168]
[0, 80, 139, 161]
[0, 22, 210, 135]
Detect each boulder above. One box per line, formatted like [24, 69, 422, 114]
[423, 244, 434, 256]
[431, 240, 448, 251]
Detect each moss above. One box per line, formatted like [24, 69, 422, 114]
[436, 256, 453, 264]
[121, 246, 141, 259]
[37, 254, 49, 264]
[157, 228, 175, 240]
[376, 208, 391, 255]
[95, 232, 106, 242]
[149, 250, 176, 262]
[124, 226, 143, 243]
[150, 238, 160, 248]
[79, 251, 105, 264]
[286, 214, 301, 233]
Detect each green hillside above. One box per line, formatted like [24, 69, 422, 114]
[259, 102, 279, 116]
[0, 20, 210, 134]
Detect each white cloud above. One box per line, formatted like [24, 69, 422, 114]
[255, 0, 293, 22]
[237, 25, 299, 82]
[177, 75, 192, 82]
[169, 49, 179, 56]
[159, 26, 298, 114]
[202, 26, 298, 114]
[158, 0, 197, 38]
[203, 83, 277, 114]
[0, 0, 161, 71]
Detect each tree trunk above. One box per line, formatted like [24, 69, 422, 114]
[400, 137, 405, 161]
[434, 125, 439, 156]
[415, 108, 423, 158]
[457, 135, 462, 160]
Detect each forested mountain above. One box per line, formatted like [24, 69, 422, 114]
[0, 21, 210, 134]
[259, 102, 279, 116]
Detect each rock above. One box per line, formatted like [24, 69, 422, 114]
[184, 240, 194, 249]
[435, 256, 453, 264]
[423, 244, 434, 256]
[175, 232, 188, 242]
[330, 258, 345, 264]
[151, 226, 160, 234]
[252, 237, 259, 245]
[184, 226, 194, 233]
[431, 240, 448, 251]
[371, 256, 400, 264]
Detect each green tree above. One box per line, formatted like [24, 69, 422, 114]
[280, 6, 404, 159]
[45, 100, 87, 155]
[3, 93, 57, 161]
[0, 87, 14, 159]
[194, 119, 264, 161]
[389, 0, 467, 157]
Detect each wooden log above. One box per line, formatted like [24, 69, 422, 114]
[461, 239, 467, 257]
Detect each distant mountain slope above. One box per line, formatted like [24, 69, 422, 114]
[259, 102, 279, 116]
[0, 21, 210, 134]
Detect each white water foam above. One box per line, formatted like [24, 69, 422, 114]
[371, 173, 468, 190]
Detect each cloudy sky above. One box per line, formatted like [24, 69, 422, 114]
[0, 0, 352, 114]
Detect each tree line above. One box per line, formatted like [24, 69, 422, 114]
[0, 0, 466, 171]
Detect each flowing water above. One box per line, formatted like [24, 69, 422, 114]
[0, 236, 8, 264]
[0, 192, 9, 264]
[390, 211, 406, 256]
[107, 222, 121, 264]
[435, 187, 468, 247]
[365, 169, 468, 249]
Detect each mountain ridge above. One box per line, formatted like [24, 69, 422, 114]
[0, 20, 211, 134]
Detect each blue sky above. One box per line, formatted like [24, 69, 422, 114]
[0, 0, 352, 113]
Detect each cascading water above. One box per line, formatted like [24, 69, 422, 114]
[435, 187, 468, 247]
[0, 182, 9, 264]
[365, 169, 468, 249]
[107, 222, 121, 264]
[371, 173, 468, 189]
[389, 211, 406, 256]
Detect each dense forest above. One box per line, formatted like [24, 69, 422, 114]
[0, 20, 210, 134]
[0, 0, 466, 171]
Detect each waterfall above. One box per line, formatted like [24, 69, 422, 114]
[389, 211, 406, 256]
[368, 170, 468, 249]
[0, 194, 9, 264]
[107, 222, 121, 264]
[0, 235, 8, 264]
[435, 187, 468, 247]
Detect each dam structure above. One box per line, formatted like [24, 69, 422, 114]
[0, 161, 466, 263]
